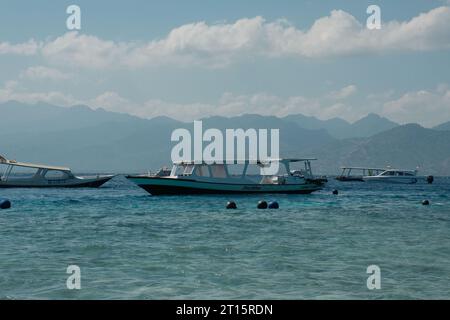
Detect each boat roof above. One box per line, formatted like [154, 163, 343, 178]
[173, 158, 317, 165]
[340, 166, 387, 171]
[340, 166, 416, 172]
[268, 158, 317, 162]
[0, 155, 71, 171]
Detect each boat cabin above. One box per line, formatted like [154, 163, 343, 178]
[337, 166, 418, 182]
[378, 169, 416, 177]
[169, 158, 317, 180]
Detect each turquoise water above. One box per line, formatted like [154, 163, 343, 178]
[0, 176, 449, 299]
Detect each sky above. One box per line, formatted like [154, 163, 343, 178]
[1, 0, 450, 127]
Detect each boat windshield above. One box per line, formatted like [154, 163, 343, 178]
[183, 165, 194, 175]
[171, 164, 192, 176]
[44, 170, 71, 180]
[381, 170, 414, 176]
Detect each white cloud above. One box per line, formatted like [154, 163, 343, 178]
[87, 87, 360, 122]
[0, 80, 77, 106]
[41, 32, 131, 68]
[20, 66, 71, 80]
[5, 6, 450, 68]
[0, 39, 40, 55]
[0, 75, 450, 127]
[0, 79, 360, 121]
[88, 91, 138, 115]
[2, 79, 450, 127]
[382, 86, 450, 127]
[328, 85, 357, 100]
[85, 84, 450, 127]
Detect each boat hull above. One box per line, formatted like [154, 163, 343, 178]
[0, 176, 114, 188]
[127, 176, 323, 195]
[336, 176, 364, 182]
[362, 177, 418, 184]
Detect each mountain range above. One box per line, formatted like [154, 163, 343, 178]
[1, 100, 450, 175]
[283, 113, 399, 139]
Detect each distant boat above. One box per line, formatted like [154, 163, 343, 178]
[0, 154, 114, 188]
[336, 166, 430, 184]
[363, 168, 420, 184]
[127, 158, 327, 195]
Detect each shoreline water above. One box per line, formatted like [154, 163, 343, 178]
[0, 177, 449, 299]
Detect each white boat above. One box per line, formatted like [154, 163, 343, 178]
[127, 158, 327, 195]
[0, 154, 114, 188]
[362, 168, 419, 184]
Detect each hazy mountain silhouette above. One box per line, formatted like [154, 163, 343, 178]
[1, 101, 450, 175]
[433, 121, 450, 131]
[0, 102, 334, 172]
[307, 124, 450, 175]
[284, 113, 399, 138]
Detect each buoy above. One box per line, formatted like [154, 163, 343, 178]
[257, 200, 268, 209]
[422, 200, 430, 206]
[332, 189, 339, 195]
[0, 198, 11, 209]
[268, 201, 279, 209]
[226, 201, 237, 209]
[427, 176, 434, 184]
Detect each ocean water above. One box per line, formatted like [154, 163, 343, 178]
[0, 176, 449, 300]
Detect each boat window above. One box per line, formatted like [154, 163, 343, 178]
[210, 164, 227, 178]
[44, 170, 68, 180]
[171, 165, 185, 176]
[8, 166, 38, 179]
[404, 172, 414, 176]
[195, 165, 210, 177]
[243, 164, 261, 176]
[398, 172, 404, 176]
[227, 164, 243, 176]
[182, 165, 194, 175]
[290, 162, 308, 176]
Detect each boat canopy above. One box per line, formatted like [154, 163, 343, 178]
[0, 154, 71, 172]
[338, 166, 387, 177]
[340, 166, 387, 171]
[171, 158, 317, 178]
[173, 158, 317, 165]
[340, 166, 416, 173]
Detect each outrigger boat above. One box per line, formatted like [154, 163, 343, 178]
[127, 158, 327, 195]
[0, 154, 114, 188]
